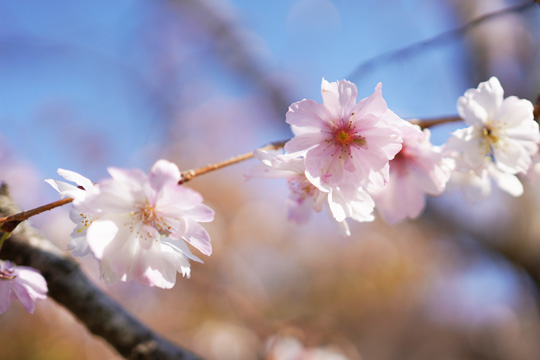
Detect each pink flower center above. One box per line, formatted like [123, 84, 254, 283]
[325, 117, 367, 157]
[390, 149, 410, 176]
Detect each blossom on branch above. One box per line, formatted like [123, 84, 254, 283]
[370, 121, 453, 224]
[284, 79, 403, 191]
[47, 160, 215, 289]
[248, 149, 375, 236]
[445, 77, 539, 198]
[0, 260, 47, 314]
[46, 169, 96, 257]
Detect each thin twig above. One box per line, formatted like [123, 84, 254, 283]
[0, 197, 73, 233]
[347, 0, 537, 81]
[178, 139, 288, 184]
[409, 116, 463, 129]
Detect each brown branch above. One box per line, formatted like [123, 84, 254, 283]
[0, 197, 73, 233]
[0, 184, 204, 360]
[179, 139, 288, 184]
[409, 116, 463, 129]
[347, 0, 537, 81]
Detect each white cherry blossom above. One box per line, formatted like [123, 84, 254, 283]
[445, 77, 539, 198]
[85, 160, 214, 288]
[48, 160, 214, 289]
[45, 169, 96, 257]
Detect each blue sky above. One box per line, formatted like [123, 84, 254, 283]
[0, 0, 479, 180]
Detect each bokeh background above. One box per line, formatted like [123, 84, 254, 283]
[1, 0, 540, 359]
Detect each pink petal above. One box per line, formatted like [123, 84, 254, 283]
[284, 132, 326, 154]
[320, 78, 358, 119]
[351, 83, 388, 119]
[286, 99, 331, 130]
[11, 281, 36, 313]
[182, 220, 212, 256]
[148, 159, 181, 191]
[108, 167, 147, 184]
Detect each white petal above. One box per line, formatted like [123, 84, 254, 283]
[57, 168, 94, 191]
[284, 132, 325, 154]
[286, 99, 331, 130]
[86, 219, 120, 258]
[496, 96, 534, 127]
[148, 159, 181, 191]
[321, 78, 358, 118]
[494, 138, 532, 174]
[45, 179, 84, 200]
[490, 166, 523, 197]
[182, 220, 212, 256]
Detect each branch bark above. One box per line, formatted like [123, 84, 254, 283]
[0, 184, 204, 360]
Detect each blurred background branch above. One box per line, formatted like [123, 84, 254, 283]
[347, 0, 538, 83]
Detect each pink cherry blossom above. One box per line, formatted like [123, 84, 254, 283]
[82, 159, 215, 288]
[0, 260, 47, 314]
[369, 122, 453, 224]
[284, 79, 403, 191]
[445, 77, 539, 198]
[248, 149, 375, 236]
[46, 169, 96, 257]
[48, 160, 215, 288]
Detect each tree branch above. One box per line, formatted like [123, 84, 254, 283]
[347, 0, 537, 81]
[0, 184, 204, 360]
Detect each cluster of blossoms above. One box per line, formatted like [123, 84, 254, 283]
[1, 75, 537, 315]
[250, 77, 539, 231]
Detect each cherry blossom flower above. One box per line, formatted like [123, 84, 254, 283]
[48, 160, 215, 288]
[0, 260, 47, 314]
[46, 169, 96, 257]
[248, 149, 375, 236]
[284, 79, 403, 191]
[369, 122, 453, 224]
[81, 160, 215, 288]
[445, 77, 539, 198]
